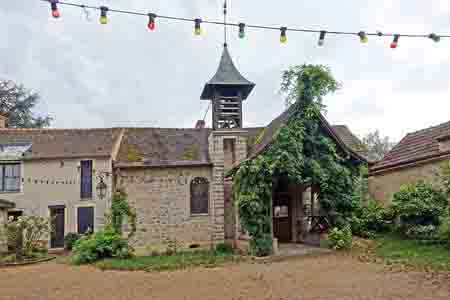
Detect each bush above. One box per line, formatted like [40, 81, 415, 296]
[327, 226, 352, 250]
[64, 233, 81, 251]
[249, 235, 273, 257]
[215, 243, 233, 254]
[72, 228, 132, 265]
[392, 181, 448, 227]
[351, 199, 393, 238]
[404, 225, 438, 240]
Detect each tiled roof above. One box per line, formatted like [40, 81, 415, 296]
[371, 121, 450, 172]
[115, 128, 212, 167]
[332, 125, 368, 158]
[0, 128, 119, 159]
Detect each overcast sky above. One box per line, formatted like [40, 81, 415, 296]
[2, 0, 450, 141]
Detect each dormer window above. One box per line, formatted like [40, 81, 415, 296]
[0, 163, 21, 193]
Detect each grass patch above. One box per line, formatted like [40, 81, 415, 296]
[95, 250, 242, 272]
[375, 234, 450, 270]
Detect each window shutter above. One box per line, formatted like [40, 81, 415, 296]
[80, 161, 93, 199]
[190, 177, 209, 214]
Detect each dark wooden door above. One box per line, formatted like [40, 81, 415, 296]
[50, 207, 65, 248]
[77, 207, 94, 234]
[273, 195, 292, 243]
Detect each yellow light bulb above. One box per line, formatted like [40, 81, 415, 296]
[100, 16, 108, 25]
[195, 27, 202, 36]
[280, 35, 287, 44]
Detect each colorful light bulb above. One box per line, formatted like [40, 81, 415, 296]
[148, 13, 156, 31]
[358, 31, 368, 43]
[429, 33, 441, 43]
[280, 27, 287, 44]
[390, 34, 400, 49]
[50, 1, 60, 18]
[194, 19, 202, 36]
[318, 31, 326, 46]
[99, 6, 109, 25]
[238, 23, 245, 39]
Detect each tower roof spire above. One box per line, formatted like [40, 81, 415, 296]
[200, 45, 255, 100]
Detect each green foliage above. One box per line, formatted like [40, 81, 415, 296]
[392, 181, 448, 227]
[232, 65, 359, 256]
[64, 233, 81, 251]
[215, 242, 234, 254]
[327, 226, 352, 250]
[351, 199, 393, 238]
[404, 225, 438, 240]
[437, 216, 450, 247]
[280, 64, 340, 107]
[108, 191, 137, 238]
[72, 228, 132, 265]
[95, 250, 239, 272]
[1, 216, 51, 259]
[0, 80, 52, 128]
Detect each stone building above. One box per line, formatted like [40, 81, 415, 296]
[369, 121, 450, 204]
[0, 45, 365, 249]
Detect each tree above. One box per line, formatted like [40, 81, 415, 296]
[0, 80, 52, 128]
[362, 130, 394, 162]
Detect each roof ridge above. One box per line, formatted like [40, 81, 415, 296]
[406, 120, 450, 136]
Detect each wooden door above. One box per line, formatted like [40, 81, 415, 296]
[50, 207, 65, 248]
[77, 207, 94, 234]
[273, 195, 292, 243]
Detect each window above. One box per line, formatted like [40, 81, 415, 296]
[0, 164, 21, 192]
[190, 177, 209, 215]
[77, 207, 94, 234]
[80, 160, 93, 199]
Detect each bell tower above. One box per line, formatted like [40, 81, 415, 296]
[200, 44, 255, 129]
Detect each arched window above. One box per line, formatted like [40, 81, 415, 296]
[190, 177, 209, 215]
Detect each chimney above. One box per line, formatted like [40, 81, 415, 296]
[195, 120, 206, 129]
[0, 115, 7, 128]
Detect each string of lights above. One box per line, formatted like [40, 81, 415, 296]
[43, 0, 449, 48]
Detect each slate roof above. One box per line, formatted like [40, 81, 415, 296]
[200, 45, 255, 100]
[371, 121, 450, 172]
[0, 128, 119, 159]
[115, 128, 212, 167]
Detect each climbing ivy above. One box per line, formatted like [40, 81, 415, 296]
[108, 191, 137, 239]
[231, 65, 360, 256]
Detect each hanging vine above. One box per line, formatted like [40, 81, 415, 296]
[108, 190, 137, 239]
[231, 65, 361, 256]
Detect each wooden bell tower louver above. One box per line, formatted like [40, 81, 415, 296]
[200, 44, 255, 130]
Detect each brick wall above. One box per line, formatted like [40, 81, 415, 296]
[369, 160, 448, 205]
[117, 166, 215, 247]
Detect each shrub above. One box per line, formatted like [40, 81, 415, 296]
[249, 235, 273, 257]
[404, 225, 438, 240]
[327, 226, 352, 250]
[72, 228, 132, 265]
[351, 199, 392, 238]
[392, 181, 448, 227]
[215, 242, 233, 254]
[64, 233, 81, 251]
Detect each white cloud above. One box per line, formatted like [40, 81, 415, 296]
[1, 0, 450, 142]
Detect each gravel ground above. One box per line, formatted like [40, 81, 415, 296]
[1, 254, 449, 300]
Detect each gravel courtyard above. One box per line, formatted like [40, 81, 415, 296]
[1, 254, 449, 300]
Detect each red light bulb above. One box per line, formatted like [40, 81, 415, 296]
[390, 34, 400, 49]
[52, 9, 60, 18]
[390, 42, 397, 49]
[147, 13, 156, 31]
[148, 22, 155, 31]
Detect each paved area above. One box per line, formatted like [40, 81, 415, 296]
[1, 254, 449, 300]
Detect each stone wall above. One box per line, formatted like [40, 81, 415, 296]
[117, 166, 215, 247]
[369, 159, 448, 205]
[0, 208, 7, 253]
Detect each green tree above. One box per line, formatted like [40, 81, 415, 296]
[0, 80, 52, 128]
[362, 130, 394, 162]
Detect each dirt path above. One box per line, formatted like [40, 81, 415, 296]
[1, 254, 449, 300]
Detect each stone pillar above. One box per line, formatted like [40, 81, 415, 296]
[209, 133, 225, 243]
[0, 209, 7, 253]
